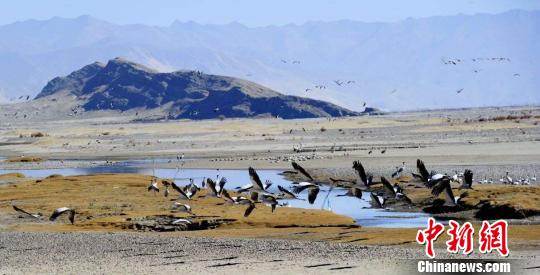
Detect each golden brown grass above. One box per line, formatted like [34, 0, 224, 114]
[404, 182, 540, 216]
[0, 172, 26, 180]
[0, 173, 354, 233]
[1, 173, 539, 249]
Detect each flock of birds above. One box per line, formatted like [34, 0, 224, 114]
[11, 205, 76, 224]
[141, 158, 496, 224]
[10, 157, 535, 226]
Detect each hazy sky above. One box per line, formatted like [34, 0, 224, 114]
[1, 0, 539, 26]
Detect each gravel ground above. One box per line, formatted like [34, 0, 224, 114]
[0, 232, 538, 274]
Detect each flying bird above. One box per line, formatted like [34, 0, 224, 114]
[431, 178, 458, 207]
[222, 189, 252, 205]
[147, 178, 159, 194]
[370, 192, 385, 208]
[49, 207, 75, 224]
[291, 182, 320, 204]
[336, 187, 363, 199]
[353, 160, 373, 187]
[460, 169, 473, 189]
[206, 178, 226, 197]
[172, 202, 192, 213]
[380, 177, 396, 198]
[12, 205, 42, 219]
[277, 185, 302, 200]
[248, 167, 268, 191]
[244, 202, 256, 217]
[391, 162, 406, 178]
[291, 162, 314, 181]
[412, 159, 431, 183]
[171, 182, 195, 200]
[260, 194, 278, 212]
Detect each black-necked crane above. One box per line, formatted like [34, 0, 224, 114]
[391, 162, 406, 178]
[12, 205, 42, 219]
[147, 177, 159, 194]
[49, 207, 75, 224]
[336, 187, 362, 199]
[172, 202, 192, 213]
[353, 161, 373, 188]
[459, 169, 473, 189]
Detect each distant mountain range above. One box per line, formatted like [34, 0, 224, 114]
[35, 58, 358, 119]
[0, 10, 539, 110]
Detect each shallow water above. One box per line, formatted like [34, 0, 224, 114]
[0, 164, 432, 228]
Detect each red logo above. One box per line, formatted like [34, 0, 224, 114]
[416, 217, 445, 258]
[446, 220, 474, 255]
[479, 220, 509, 257]
[417, 218, 509, 258]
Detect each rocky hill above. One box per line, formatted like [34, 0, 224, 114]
[35, 58, 358, 119]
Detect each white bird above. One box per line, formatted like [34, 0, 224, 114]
[479, 177, 489, 185]
[450, 171, 463, 183]
[172, 202, 192, 213]
[147, 178, 159, 194]
[172, 218, 192, 225]
[49, 207, 75, 224]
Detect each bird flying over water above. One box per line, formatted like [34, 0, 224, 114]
[336, 187, 362, 199]
[291, 162, 314, 181]
[370, 192, 385, 208]
[291, 182, 320, 204]
[353, 161, 373, 188]
[248, 167, 267, 191]
[277, 185, 301, 200]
